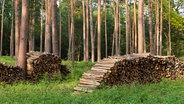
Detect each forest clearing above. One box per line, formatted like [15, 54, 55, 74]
[0, 0, 184, 103]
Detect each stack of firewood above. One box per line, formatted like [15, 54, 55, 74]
[27, 51, 70, 81]
[0, 63, 24, 83]
[102, 55, 184, 85]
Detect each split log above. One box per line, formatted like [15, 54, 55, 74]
[27, 51, 70, 81]
[0, 63, 24, 84]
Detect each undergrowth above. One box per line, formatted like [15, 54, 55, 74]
[0, 56, 183, 104]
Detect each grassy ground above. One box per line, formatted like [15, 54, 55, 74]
[0, 56, 183, 104]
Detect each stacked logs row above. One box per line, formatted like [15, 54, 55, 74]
[27, 52, 70, 81]
[0, 51, 69, 83]
[102, 55, 184, 85]
[0, 63, 24, 84]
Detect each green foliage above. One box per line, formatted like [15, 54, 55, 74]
[0, 56, 15, 65]
[0, 57, 183, 104]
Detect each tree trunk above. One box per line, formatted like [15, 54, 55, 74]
[160, 0, 163, 55]
[15, 0, 20, 65]
[29, 0, 36, 52]
[115, 0, 120, 56]
[125, 0, 129, 55]
[40, 0, 43, 52]
[68, 3, 71, 60]
[44, 0, 51, 53]
[52, 0, 59, 56]
[138, 0, 144, 54]
[97, 0, 101, 61]
[82, 0, 86, 61]
[86, 0, 89, 61]
[119, 7, 121, 54]
[89, 0, 94, 62]
[148, 0, 154, 55]
[104, 0, 108, 58]
[59, 1, 62, 57]
[167, 0, 171, 55]
[71, 0, 75, 67]
[134, 0, 137, 53]
[155, 0, 159, 55]
[143, 15, 146, 53]
[0, 0, 5, 56]
[18, 0, 29, 75]
[10, 0, 14, 57]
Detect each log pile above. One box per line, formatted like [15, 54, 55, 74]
[0, 63, 24, 83]
[74, 54, 184, 93]
[27, 51, 69, 81]
[102, 55, 184, 85]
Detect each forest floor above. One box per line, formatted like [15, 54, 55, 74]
[0, 56, 183, 104]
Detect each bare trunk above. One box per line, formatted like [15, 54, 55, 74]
[115, 0, 120, 56]
[160, 0, 163, 55]
[40, 0, 43, 52]
[134, 0, 137, 53]
[52, 0, 59, 56]
[29, 0, 36, 52]
[155, 0, 159, 55]
[138, 0, 144, 54]
[104, 0, 108, 58]
[71, 0, 75, 67]
[10, 0, 14, 57]
[18, 0, 29, 75]
[143, 15, 146, 53]
[59, 1, 62, 57]
[44, 0, 51, 53]
[148, 0, 154, 54]
[97, 0, 101, 61]
[68, 4, 71, 60]
[119, 7, 121, 54]
[82, 0, 86, 61]
[167, 0, 171, 55]
[125, 0, 129, 54]
[0, 0, 5, 56]
[86, 0, 89, 61]
[15, 0, 20, 65]
[90, 0, 94, 62]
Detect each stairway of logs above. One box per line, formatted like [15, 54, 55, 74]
[74, 54, 150, 93]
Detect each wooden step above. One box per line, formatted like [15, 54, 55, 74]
[79, 78, 100, 85]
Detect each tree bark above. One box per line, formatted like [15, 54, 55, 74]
[97, 0, 101, 61]
[29, 0, 36, 52]
[134, 0, 137, 53]
[15, 0, 20, 65]
[18, 0, 29, 75]
[115, 0, 120, 56]
[148, 0, 154, 55]
[59, 1, 62, 57]
[167, 0, 171, 55]
[82, 0, 86, 61]
[44, 0, 51, 53]
[71, 0, 75, 67]
[160, 0, 163, 55]
[68, 3, 71, 60]
[138, 0, 144, 54]
[86, 0, 89, 61]
[155, 0, 159, 55]
[10, 0, 14, 57]
[125, 0, 129, 55]
[0, 0, 5, 56]
[89, 0, 94, 62]
[104, 0, 108, 58]
[52, 0, 59, 56]
[40, 0, 43, 52]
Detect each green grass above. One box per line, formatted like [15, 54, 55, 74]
[0, 56, 183, 104]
